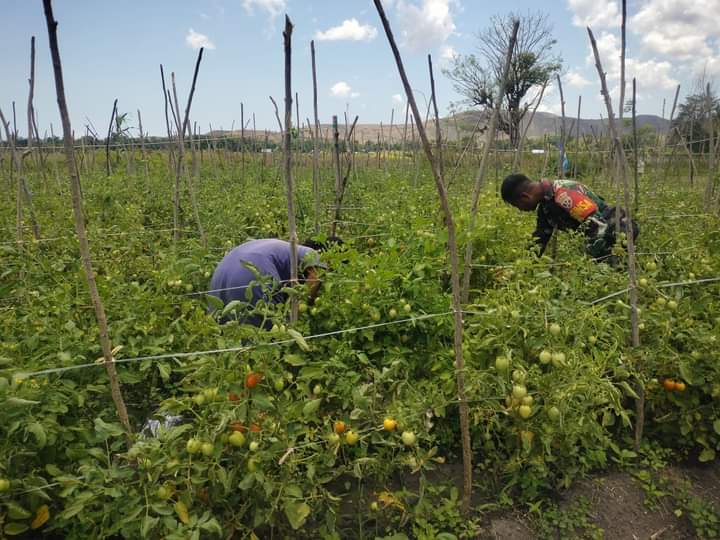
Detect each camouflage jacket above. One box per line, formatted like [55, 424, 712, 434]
[533, 179, 622, 258]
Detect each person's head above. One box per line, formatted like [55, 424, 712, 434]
[501, 173, 542, 211]
[301, 236, 343, 252]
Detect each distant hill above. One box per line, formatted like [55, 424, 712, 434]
[209, 111, 670, 145]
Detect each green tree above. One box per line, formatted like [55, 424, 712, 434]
[671, 87, 720, 153]
[444, 12, 561, 148]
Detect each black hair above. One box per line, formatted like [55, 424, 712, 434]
[501, 174, 532, 204]
[301, 236, 344, 252]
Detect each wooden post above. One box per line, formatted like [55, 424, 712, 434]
[428, 56, 444, 181]
[331, 115, 342, 237]
[42, 0, 132, 436]
[283, 16, 299, 324]
[632, 79, 639, 212]
[573, 96, 582, 178]
[588, 26, 642, 448]
[557, 74, 567, 178]
[462, 20, 519, 303]
[311, 40, 321, 235]
[105, 98, 117, 177]
[374, 0, 472, 514]
[513, 81, 548, 173]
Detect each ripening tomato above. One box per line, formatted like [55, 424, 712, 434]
[674, 381, 686, 392]
[345, 431, 359, 445]
[250, 423, 262, 433]
[383, 418, 398, 432]
[228, 392, 240, 402]
[230, 422, 247, 433]
[662, 379, 677, 391]
[245, 372, 262, 389]
[333, 421, 347, 434]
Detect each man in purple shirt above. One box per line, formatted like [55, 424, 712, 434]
[208, 238, 326, 326]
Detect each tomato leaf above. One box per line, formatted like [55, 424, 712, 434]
[714, 420, 720, 436]
[699, 448, 716, 463]
[3, 523, 29, 536]
[26, 422, 47, 448]
[283, 501, 310, 530]
[6, 502, 32, 519]
[302, 399, 322, 416]
[287, 329, 310, 352]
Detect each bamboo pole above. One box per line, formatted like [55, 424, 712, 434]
[573, 95, 582, 178]
[374, 0, 472, 514]
[105, 98, 117, 177]
[632, 79, 639, 212]
[42, 0, 131, 436]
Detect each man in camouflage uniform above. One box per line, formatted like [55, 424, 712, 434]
[501, 173, 638, 262]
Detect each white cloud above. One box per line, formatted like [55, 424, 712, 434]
[632, 0, 720, 64]
[440, 44, 457, 61]
[185, 29, 215, 50]
[568, 0, 620, 28]
[330, 81, 355, 98]
[585, 31, 678, 93]
[242, 0, 286, 20]
[392, 93, 405, 104]
[200, 12, 210, 20]
[395, 0, 457, 52]
[565, 70, 591, 89]
[315, 19, 377, 42]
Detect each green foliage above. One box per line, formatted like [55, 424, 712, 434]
[0, 149, 719, 537]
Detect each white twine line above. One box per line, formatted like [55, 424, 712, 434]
[587, 276, 720, 306]
[16, 311, 455, 379]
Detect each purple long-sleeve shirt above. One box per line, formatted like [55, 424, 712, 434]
[209, 239, 320, 324]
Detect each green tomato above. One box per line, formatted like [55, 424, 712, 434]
[193, 394, 206, 406]
[388, 308, 398, 319]
[512, 369, 526, 384]
[274, 378, 285, 392]
[186, 438, 201, 454]
[512, 385, 527, 400]
[539, 350, 552, 364]
[495, 356, 510, 372]
[201, 442, 214, 456]
[549, 323, 562, 336]
[247, 459, 258, 472]
[157, 486, 172, 499]
[313, 384, 323, 396]
[551, 352, 566, 367]
[249, 441, 260, 452]
[401, 431, 417, 447]
[588, 335, 597, 345]
[229, 431, 246, 447]
[403, 303, 412, 313]
[0, 479, 9, 492]
[547, 406, 561, 421]
[518, 405, 532, 419]
[667, 300, 678, 310]
[521, 395, 534, 406]
[327, 432, 341, 445]
[298, 302, 308, 313]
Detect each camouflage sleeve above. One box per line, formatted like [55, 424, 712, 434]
[532, 211, 554, 255]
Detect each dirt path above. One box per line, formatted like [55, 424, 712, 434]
[479, 460, 720, 540]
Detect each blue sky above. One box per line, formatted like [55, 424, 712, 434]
[1, 1, 718, 137]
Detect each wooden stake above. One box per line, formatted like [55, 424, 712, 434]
[557, 74, 567, 178]
[462, 20, 519, 303]
[311, 40, 321, 235]
[283, 16, 299, 324]
[374, 0, 472, 514]
[42, 0, 131, 436]
[588, 26, 642, 449]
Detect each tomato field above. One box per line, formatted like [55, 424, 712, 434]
[2, 1, 720, 539]
[2, 140, 719, 538]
